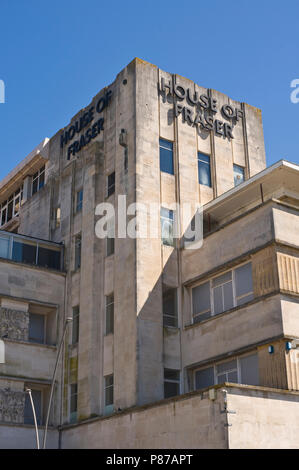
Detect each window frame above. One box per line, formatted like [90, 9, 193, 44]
[105, 294, 114, 335]
[160, 207, 175, 247]
[28, 312, 46, 345]
[69, 383, 78, 423]
[233, 164, 245, 187]
[0, 185, 23, 227]
[162, 287, 178, 328]
[159, 138, 174, 175]
[106, 217, 115, 257]
[74, 234, 82, 270]
[32, 165, 46, 196]
[75, 189, 83, 213]
[198, 152, 212, 188]
[164, 368, 181, 399]
[194, 352, 258, 391]
[107, 172, 115, 197]
[104, 374, 114, 415]
[191, 262, 254, 324]
[24, 387, 43, 426]
[72, 306, 79, 345]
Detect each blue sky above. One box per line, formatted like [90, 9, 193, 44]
[0, 0, 298, 180]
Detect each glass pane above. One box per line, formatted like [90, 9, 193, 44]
[24, 390, 42, 425]
[70, 384, 78, 413]
[223, 282, 234, 311]
[29, 313, 45, 344]
[161, 210, 174, 247]
[106, 298, 114, 334]
[234, 164, 245, 186]
[105, 386, 113, 406]
[0, 237, 9, 259]
[198, 157, 211, 187]
[163, 315, 177, 327]
[159, 140, 174, 175]
[235, 263, 253, 297]
[39, 171, 45, 189]
[217, 359, 237, 374]
[192, 282, 210, 316]
[240, 354, 259, 386]
[217, 373, 227, 384]
[38, 246, 61, 270]
[213, 286, 223, 315]
[107, 237, 115, 256]
[32, 179, 38, 195]
[108, 172, 115, 196]
[72, 309, 79, 344]
[212, 271, 232, 287]
[12, 241, 37, 265]
[164, 381, 180, 398]
[164, 369, 180, 381]
[195, 367, 214, 390]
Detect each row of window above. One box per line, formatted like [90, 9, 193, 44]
[0, 165, 45, 228]
[159, 138, 245, 188]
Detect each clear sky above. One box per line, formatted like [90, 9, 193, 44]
[0, 0, 298, 180]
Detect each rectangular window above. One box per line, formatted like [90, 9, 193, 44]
[164, 369, 180, 398]
[76, 189, 83, 213]
[159, 139, 174, 175]
[216, 359, 238, 384]
[72, 306, 79, 344]
[104, 374, 114, 414]
[163, 288, 178, 327]
[161, 207, 174, 247]
[106, 218, 115, 256]
[233, 164, 245, 187]
[198, 153, 212, 187]
[194, 353, 259, 391]
[212, 271, 233, 316]
[69, 383, 78, 423]
[192, 281, 211, 323]
[192, 263, 254, 323]
[24, 389, 42, 425]
[195, 367, 214, 390]
[0, 185, 23, 227]
[105, 294, 114, 335]
[107, 172, 115, 197]
[32, 166, 45, 196]
[29, 313, 45, 344]
[55, 207, 61, 228]
[74, 234, 81, 270]
[234, 263, 254, 306]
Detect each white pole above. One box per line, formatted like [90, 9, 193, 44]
[26, 388, 40, 450]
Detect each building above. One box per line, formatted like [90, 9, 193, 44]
[0, 58, 298, 449]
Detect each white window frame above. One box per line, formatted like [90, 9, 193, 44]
[0, 185, 23, 227]
[32, 165, 45, 196]
[191, 261, 254, 324]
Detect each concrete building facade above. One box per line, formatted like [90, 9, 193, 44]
[0, 58, 298, 448]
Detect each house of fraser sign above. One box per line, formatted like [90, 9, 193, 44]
[159, 77, 243, 140]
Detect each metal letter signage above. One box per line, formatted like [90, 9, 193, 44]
[159, 78, 243, 139]
[61, 90, 112, 159]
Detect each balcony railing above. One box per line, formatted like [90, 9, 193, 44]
[0, 230, 63, 271]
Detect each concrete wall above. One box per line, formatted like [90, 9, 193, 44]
[0, 424, 58, 449]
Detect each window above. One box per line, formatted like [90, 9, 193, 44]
[107, 172, 115, 197]
[124, 147, 128, 173]
[106, 218, 115, 256]
[32, 166, 45, 195]
[72, 306, 79, 344]
[24, 389, 42, 425]
[163, 288, 178, 327]
[104, 374, 114, 414]
[69, 383, 78, 423]
[198, 153, 212, 187]
[192, 263, 254, 323]
[161, 207, 174, 247]
[105, 294, 114, 335]
[74, 234, 81, 269]
[212, 271, 234, 316]
[233, 164, 245, 187]
[76, 189, 83, 213]
[55, 207, 61, 229]
[0, 185, 23, 227]
[29, 313, 45, 344]
[164, 369, 180, 398]
[159, 139, 174, 175]
[194, 353, 259, 391]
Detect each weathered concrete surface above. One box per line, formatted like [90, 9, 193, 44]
[0, 424, 58, 449]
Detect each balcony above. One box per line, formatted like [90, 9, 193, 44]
[0, 230, 63, 271]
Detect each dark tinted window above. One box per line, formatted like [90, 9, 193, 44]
[159, 139, 174, 175]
